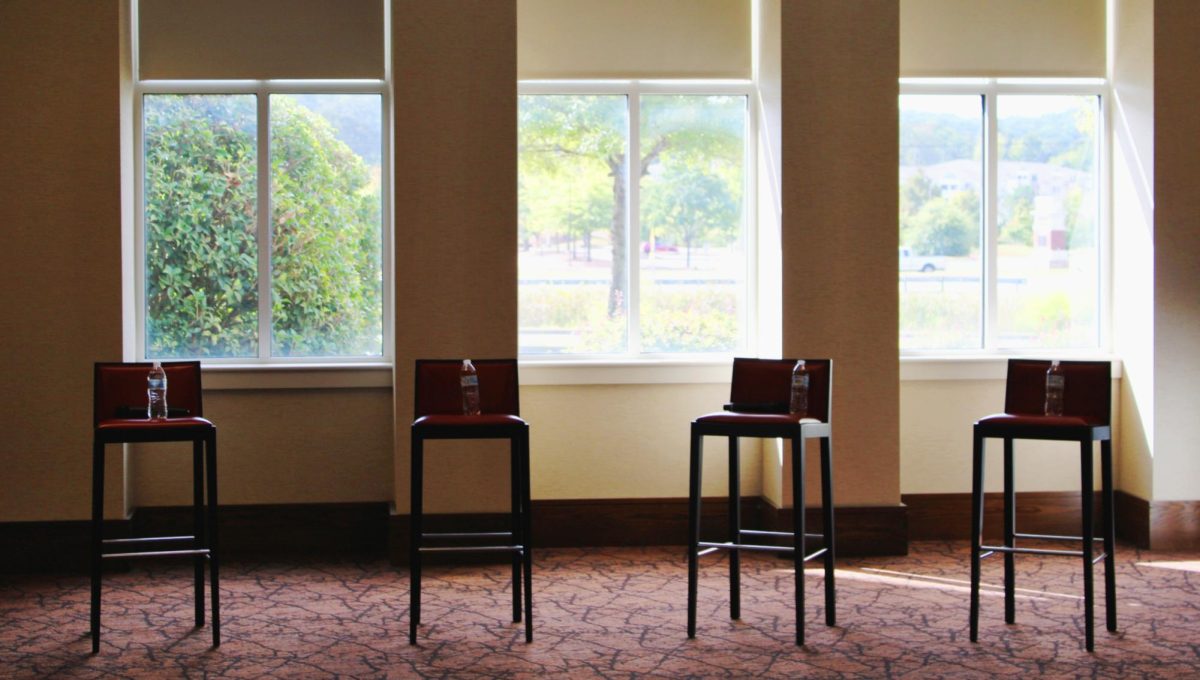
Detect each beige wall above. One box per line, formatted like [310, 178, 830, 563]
[131, 389, 393, 506]
[900, 0, 1106, 77]
[902, 378, 1118, 494]
[518, 0, 751, 79]
[138, 0, 384, 80]
[524, 383, 760, 500]
[4, 0, 1195, 530]
[781, 1, 900, 508]
[1111, 0, 1155, 501]
[0, 0, 125, 521]
[1153, 0, 1200, 502]
[392, 1, 519, 514]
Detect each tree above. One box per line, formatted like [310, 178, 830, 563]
[519, 94, 743, 317]
[143, 94, 381, 358]
[911, 191, 977, 256]
[643, 167, 737, 267]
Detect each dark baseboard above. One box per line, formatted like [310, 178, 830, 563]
[1115, 490, 1151, 549]
[135, 502, 390, 559]
[387, 497, 909, 565]
[904, 490, 1199, 550]
[0, 503, 389, 573]
[0, 518, 130, 574]
[1148, 497, 1200, 551]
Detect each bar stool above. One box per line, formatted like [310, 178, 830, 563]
[409, 359, 532, 644]
[687, 357, 835, 646]
[91, 361, 218, 653]
[969, 359, 1115, 651]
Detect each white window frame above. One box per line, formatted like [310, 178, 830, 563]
[898, 77, 1111, 359]
[133, 82, 393, 367]
[517, 79, 758, 364]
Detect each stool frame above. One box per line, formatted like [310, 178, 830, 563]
[969, 359, 1115, 652]
[687, 358, 836, 646]
[91, 361, 219, 653]
[408, 359, 532, 644]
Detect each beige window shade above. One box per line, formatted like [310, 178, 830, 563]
[518, 0, 751, 80]
[901, 0, 1105, 78]
[139, 0, 384, 80]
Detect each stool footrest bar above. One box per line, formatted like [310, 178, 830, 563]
[803, 547, 828, 562]
[1013, 532, 1104, 543]
[980, 545, 1089, 557]
[102, 549, 210, 559]
[418, 545, 523, 554]
[102, 536, 195, 545]
[422, 531, 513, 540]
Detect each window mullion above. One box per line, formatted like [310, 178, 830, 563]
[256, 88, 272, 361]
[627, 90, 642, 355]
[983, 88, 999, 350]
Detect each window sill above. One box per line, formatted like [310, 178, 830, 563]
[202, 363, 392, 390]
[195, 355, 1124, 390]
[519, 359, 732, 385]
[900, 354, 1123, 381]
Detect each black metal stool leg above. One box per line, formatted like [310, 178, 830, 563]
[728, 436, 741, 620]
[409, 433, 424, 645]
[687, 429, 702, 639]
[206, 434, 220, 647]
[90, 439, 104, 654]
[820, 436, 835, 627]
[791, 433, 806, 647]
[969, 431, 985, 643]
[1003, 438, 1015, 624]
[1081, 440, 1095, 652]
[1101, 439, 1117, 633]
[511, 435, 522, 624]
[193, 440, 205, 628]
[521, 427, 533, 644]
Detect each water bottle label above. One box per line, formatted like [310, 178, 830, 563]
[793, 374, 809, 390]
[461, 375, 479, 387]
[1047, 375, 1065, 389]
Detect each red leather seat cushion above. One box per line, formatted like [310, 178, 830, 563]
[413, 414, 526, 428]
[976, 413, 1092, 428]
[97, 417, 214, 431]
[695, 411, 821, 426]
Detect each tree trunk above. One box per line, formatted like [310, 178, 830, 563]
[608, 155, 627, 318]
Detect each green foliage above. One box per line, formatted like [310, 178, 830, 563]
[642, 167, 738, 267]
[144, 94, 381, 358]
[899, 109, 982, 166]
[999, 185, 1034, 246]
[900, 172, 978, 257]
[518, 284, 736, 354]
[641, 287, 738, 353]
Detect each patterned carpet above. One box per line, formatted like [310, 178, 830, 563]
[2, 541, 1198, 678]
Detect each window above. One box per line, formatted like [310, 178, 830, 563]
[518, 83, 752, 357]
[899, 80, 1103, 352]
[138, 86, 387, 362]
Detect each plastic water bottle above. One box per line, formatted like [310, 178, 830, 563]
[789, 359, 810, 417]
[147, 361, 168, 419]
[1044, 360, 1065, 416]
[460, 359, 480, 415]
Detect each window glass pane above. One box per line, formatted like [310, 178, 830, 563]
[144, 94, 258, 358]
[269, 94, 383, 357]
[996, 95, 1099, 349]
[638, 95, 746, 353]
[518, 95, 629, 354]
[899, 95, 984, 350]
